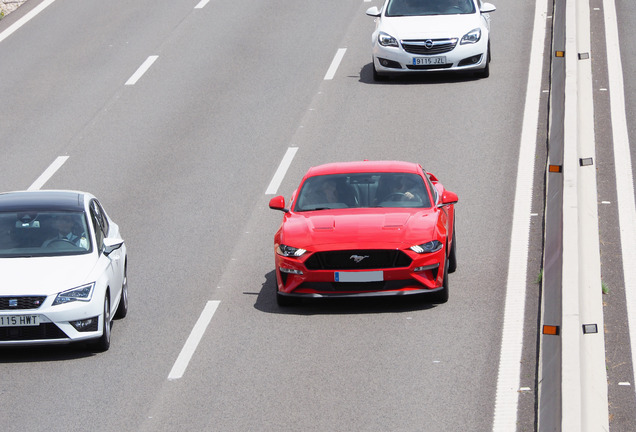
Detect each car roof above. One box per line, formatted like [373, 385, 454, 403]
[0, 190, 86, 212]
[305, 161, 423, 177]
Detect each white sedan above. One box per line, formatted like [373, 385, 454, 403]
[0, 190, 127, 351]
[366, 0, 496, 80]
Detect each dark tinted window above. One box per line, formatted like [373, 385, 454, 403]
[386, 0, 475, 16]
[0, 211, 91, 257]
[295, 173, 431, 211]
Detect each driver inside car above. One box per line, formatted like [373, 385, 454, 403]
[42, 214, 88, 249]
[377, 174, 426, 204]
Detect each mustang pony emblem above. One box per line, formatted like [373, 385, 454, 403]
[350, 255, 370, 263]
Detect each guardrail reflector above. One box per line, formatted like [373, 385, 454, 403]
[582, 324, 598, 334]
[543, 325, 560, 335]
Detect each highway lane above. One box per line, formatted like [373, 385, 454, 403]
[0, 0, 544, 431]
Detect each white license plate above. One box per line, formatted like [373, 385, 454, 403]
[335, 271, 384, 282]
[413, 56, 446, 65]
[0, 315, 40, 327]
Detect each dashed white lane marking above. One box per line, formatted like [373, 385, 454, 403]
[265, 147, 298, 195]
[194, 0, 210, 8]
[28, 156, 69, 191]
[125, 55, 159, 86]
[0, 0, 56, 44]
[324, 48, 347, 80]
[168, 300, 220, 380]
[491, 0, 547, 429]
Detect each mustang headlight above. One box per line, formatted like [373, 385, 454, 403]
[276, 244, 307, 257]
[410, 240, 443, 254]
[378, 32, 399, 47]
[461, 28, 481, 44]
[52, 283, 95, 305]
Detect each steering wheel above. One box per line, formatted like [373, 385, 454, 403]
[45, 238, 76, 248]
[383, 192, 409, 202]
[446, 6, 462, 13]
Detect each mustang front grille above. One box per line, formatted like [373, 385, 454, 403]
[298, 280, 424, 292]
[0, 296, 46, 310]
[401, 39, 457, 55]
[304, 250, 412, 270]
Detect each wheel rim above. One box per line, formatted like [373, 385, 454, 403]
[103, 296, 111, 342]
[121, 267, 128, 310]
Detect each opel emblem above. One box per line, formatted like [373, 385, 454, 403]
[350, 255, 370, 263]
[425, 39, 434, 49]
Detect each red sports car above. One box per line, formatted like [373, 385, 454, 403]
[269, 160, 458, 306]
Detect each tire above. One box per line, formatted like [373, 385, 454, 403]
[448, 228, 457, 274]
[94, 294, 111, 352]
[475, 46, 490, 78]
[276, 291, 296, 307]
[475, 61, 489, 78]
[434, 260, 449, 304]
[372, 61, 387, 82]
[114, 262, 128, 319]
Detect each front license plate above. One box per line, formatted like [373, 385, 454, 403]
[413, 56, 446, 65]
[335, 271, 384, 282]
[0, 315, 40, 327]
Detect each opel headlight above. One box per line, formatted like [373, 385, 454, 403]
[52, 283, 95, 305]
[378, 32, 399, 47]
[461, 28, 481, 44]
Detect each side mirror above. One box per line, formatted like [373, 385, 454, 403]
[269, 196, 289, 213]
[104, 237, 124, 256]
[481, 3, 496, 13]
[441, 191, 459, 205]
[366, 6, 381, 17]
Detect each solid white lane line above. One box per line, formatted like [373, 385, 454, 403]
[0, 0, 56, 44]
[194, 0, 210, 8]
[324, 48, 347, 80]
[168, 300, 220, 380]
[491, 0, 547, 430]
[125, 55, 159, 86]
[604, 0, 636, 401]
[265, 147, 298, 195]
[27, 156, 69, 191]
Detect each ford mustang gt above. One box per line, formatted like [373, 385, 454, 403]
[0, 190, 127, 351]
[269, 161, 457, 306]
[366, 0, 496, 80]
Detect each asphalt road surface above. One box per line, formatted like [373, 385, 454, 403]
[3, 0, 633, 431]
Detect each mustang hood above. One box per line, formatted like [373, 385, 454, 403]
[381, 15, 482, 39]
[283, 210, 439, 249]
[0, 254, 97, 296]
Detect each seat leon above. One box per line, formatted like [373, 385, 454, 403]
[0, 190, 127, 351]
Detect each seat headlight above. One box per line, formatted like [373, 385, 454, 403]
[410, 240, 443, 254]
[378, 32, 399, 47]
[52, 283, 95, 305]
[276, 244, 307, 257]
[461, 28, 481, 44]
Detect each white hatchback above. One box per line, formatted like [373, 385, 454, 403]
[0, 190, 127, 351]
[366, 0, 496, 80]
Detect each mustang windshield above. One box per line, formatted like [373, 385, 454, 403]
[386, 0, 476, 16]
[295, 172, 431, 211]
[0, 211, 91, 257]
